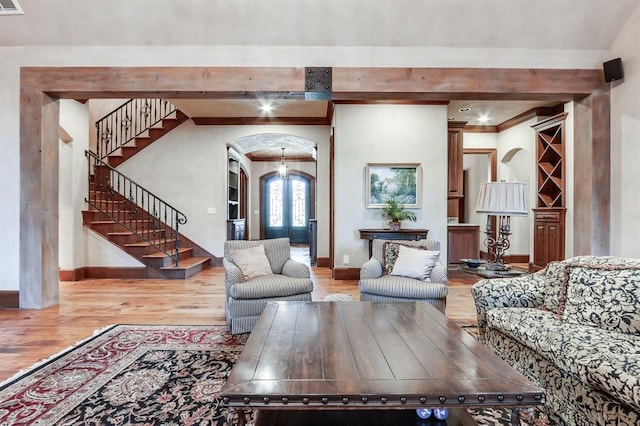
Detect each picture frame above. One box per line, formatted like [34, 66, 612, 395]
[365, 163, 421, 208]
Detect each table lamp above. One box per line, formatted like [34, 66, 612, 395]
[475, 181, 528, 270]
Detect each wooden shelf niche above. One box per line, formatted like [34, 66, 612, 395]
[533, 113, 567, 208]
[227, 154, 246, 240]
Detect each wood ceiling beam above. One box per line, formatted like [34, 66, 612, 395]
[192, 116, 330, 126]
[332, 67, 605, 100]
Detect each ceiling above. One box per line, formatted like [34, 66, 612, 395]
[1, 0, 638, 48]
[6, 0, 637, 159]
[172, 98, 564, 160]
[173, 98, 561, 127]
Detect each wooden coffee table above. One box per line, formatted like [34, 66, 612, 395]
[221, 301, 545, 425]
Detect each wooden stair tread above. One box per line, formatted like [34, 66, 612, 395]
[161, 256, 210, 270]
[125, 239, 177, 248]
[107, 231, 134, 236]
[142, 247, 192, 259]
[90, 220, 117, 225]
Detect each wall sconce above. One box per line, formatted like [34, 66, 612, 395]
[278, 147, 288, 178]
[475, 181, 528, 270]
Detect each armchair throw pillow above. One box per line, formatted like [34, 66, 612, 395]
[389, 245, 440, 281]
[230, 244, 273, 281]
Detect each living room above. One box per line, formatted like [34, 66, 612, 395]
[2, 2, 640, 424]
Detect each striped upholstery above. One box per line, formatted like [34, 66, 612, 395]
[359, 239, 448, 314]
[224, 238, 314, 334]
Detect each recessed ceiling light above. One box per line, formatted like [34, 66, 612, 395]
[447, 116, 457, 121]
[458, 107, 471, 112]
[478, 114, 490, 124]
[260, 103, 273, 113]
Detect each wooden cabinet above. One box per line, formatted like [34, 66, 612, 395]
[448, 122, 466, 220]
[447, 225, 480, 264]
[447, 122, 465, 198]
[532, 208, 566, 271]
[227, 219, 246, 241]
[531, 114, 567, 270]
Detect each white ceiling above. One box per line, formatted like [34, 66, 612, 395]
[1, 0, 638, 48]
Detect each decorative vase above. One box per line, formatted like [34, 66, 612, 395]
[389, 221, 401, 231]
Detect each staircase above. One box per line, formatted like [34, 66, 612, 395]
[96, 98, 189, 167]
[84, 152, 211, 280]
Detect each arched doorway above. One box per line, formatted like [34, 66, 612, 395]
[261, 171, 315, 243]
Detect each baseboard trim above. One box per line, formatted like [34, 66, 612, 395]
[315, 257, 330, 267]
[0, 291, 19, 308]
[60, 267, 147, 281]
[85, 267, 147, 279]
[333, 267, 360, 280]
[479, 252, 529, 265]
[503, 254, 530, 264]
[59, 268, 85, 281]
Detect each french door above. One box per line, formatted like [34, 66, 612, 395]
[264, 174, 311, 243]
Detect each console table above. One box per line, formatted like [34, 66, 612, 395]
[359, 228, 429, 257]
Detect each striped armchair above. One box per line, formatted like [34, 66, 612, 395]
[358, 239, 448, 313]
[223, 238, 314, 334]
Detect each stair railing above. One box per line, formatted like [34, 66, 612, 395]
[95, 98, 178, 160]
[85, 150, 187, 266]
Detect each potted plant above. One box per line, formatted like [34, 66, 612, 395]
[382, 197, 416, 230]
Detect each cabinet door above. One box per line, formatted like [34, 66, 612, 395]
[447, 226, 479, 264]
[547, 223, 562, 263]
[533, 222, 548, 268]
[447, 128, 464, 196]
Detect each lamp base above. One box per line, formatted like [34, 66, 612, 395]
[486, 262, 509, 271]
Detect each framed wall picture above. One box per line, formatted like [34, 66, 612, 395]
[365, 163, 421, 208]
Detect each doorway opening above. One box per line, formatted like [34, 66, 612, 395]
[262, 172, 312, 244]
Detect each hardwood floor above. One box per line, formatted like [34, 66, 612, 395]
[0, 261, 481, 384]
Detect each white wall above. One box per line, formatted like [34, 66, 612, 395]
[0, 43, 621, 291]
[59, 100, 89, 269]
[116, 122, 330, 257]
[610, 2, 640, 258]
[496, 119, 538, 257]
[462, 132, 498, 230]
[333, 104, 448, 267]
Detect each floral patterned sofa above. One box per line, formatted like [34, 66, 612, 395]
[472, 256, 640, 425]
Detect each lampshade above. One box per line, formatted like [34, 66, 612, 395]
[476, 182, 528, 216]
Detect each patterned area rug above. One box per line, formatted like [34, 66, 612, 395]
[0, 324, 549, 425]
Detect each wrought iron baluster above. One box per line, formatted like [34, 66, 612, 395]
[84, 150, 188, 270]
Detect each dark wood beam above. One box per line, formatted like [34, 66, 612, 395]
[332, 68, 605, 100]
[192, 116, 330, 126]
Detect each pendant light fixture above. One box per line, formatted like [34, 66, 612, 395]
[278, 147, 288, 178]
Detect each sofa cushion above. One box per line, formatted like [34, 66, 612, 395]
[560, 263, 640, 334]
[229, 274, 314, 299]
[485, 308, 639, 376]
[542, 261, 565, 313]
[485, 307, 565, 363]
[579, 351, 640, 413]
[359, 275, 447, 299]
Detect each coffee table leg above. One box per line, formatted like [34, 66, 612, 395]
[510, 408, 520, 426]
[227, 408, 248, 426]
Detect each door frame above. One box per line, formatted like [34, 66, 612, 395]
[18, 66, 609, 308]
[259, 170, 316, 240]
